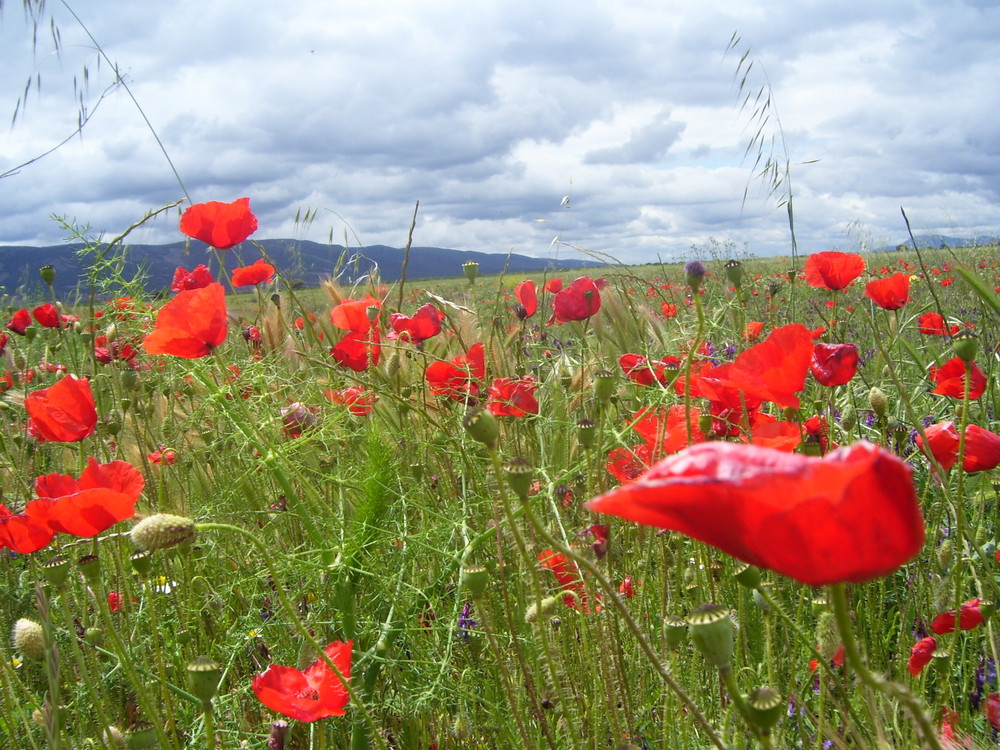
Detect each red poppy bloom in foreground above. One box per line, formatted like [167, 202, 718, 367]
[0, 505, 55, 553]
[586, 440, 924, 587]
[252, 640, 352, 722]
[6, 308, 31, 335]
[917, 312, 959, 336]
[864, 273, 911, 310]
[908, 636, 937, 676]
[180, 197, 258, 250]
[916, 421, 1000, 473]
[171, 264, 215, 292]
[32, 303, 62, 328]
[804, 251, 865, 291]
[810, 342, 859, 387]
[27, 458, 144, 538]
[930, 598, 985, 635]
[143, 283, 228, 358]
[550, 277, 601, 324]
[231, 258, 276, 287]
[514, 280, 538, 319]
[389, 304, 443, 343]
[929, 357, 987, 399]
[486, 377, 539, 417]
[425, 342, 485, 399]
[25, 375, 97, 443]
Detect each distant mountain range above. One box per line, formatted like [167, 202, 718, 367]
[887, 233, 999, 251]
[0, 239, 604, 301]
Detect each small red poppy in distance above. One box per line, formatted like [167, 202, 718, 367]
[538, 550, 592, 611]
[143, 282, 228, 358]
[929, 357, 987, 399]
[32, 303, 61, 328]
[586, 440, 924, 587]
[619, 354, 680, 387]
[486, 377, 539, 417]
[171, 264, 215, 292]
[389, 304, 444, 343]
[179, 197, 258, 250]
[6, 308, 31, 335]
[252, 640, 352, 722]
[231, 258, 276, 287]
[24, 375, 98, 443]
[550, 276, 602, 324]
[0, 505, 55, 553]
[917, 312, 960, 336]
[930, 599, 985, 635]
[810, 342, 859, 386]
[864, 272, 911, 310]
[425, 342, 486, 400]
[908, 636, 937, 677]
[916, 421, 1000, 473]
[513, 280, 538, 319]
[803, 251, 866, 291]
[27, 458, 144, 538]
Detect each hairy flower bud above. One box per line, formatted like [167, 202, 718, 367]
[130, 514, 196, 551]
[11, 618, 45, 661]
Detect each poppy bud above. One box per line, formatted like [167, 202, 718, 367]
[663, 615, 688, 649]
[501, 459, 531, 502]
[130, 513, 197, 551]
[724, 259, 744, 288]
[684, 261, 707, 291]
[576, 418, 597, 449]
[41, 555, 70, 588]
[11, 618, 45, 661]
[816, 611, 840, 661]
[732, 562, 761, 589]
[78, 554, 101, 582]
[841, 404, 856, 431]
[102, 726, 126, 748]
[84, 627, 104, 648]
[384, 349, 401, 378]
[187, 657, 223, 704]
[937, 539, 954, 570]
[39, 265, 55, 285]
[462, 261, 479, 284]
[461, 565, 491, 599]
[688, 603, 734, 669]
[124, 721, 157, 749]
[952, 330, 979, 363]
[868, 387, 888, 418]
[752, 588, 771, 613]
[744, 686, 783, 731]
[593, 369, 616, 403]
[463, 407, 499, 451]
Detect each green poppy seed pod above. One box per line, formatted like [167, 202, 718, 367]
[698, 413, 714, 436]
[84, 627, 104, 648]
[11, 618, 45, 661]
[462, 260, 479, 284]
[868, 387, 888, 418]
[104, 411, 122, 437]
[130, 514, 197, 551]
[461, 565, 491, 599]
[937, 538, 954, 570]
[593, 368, 616, 403]
[39, 265, 55, 285]
[980, 600, 996, 619]
[840, 404, 856, 431]
[663, 615, 689, 649]
[124, 721, 157, 749]
[462, 407, 498, 451]
[744, 686, 784, 732]
[724, 259, 744, 288]
[186, 657, 223, 704]
[688, 603, 734, 670]
[41, 555, 70, 588]
[504, 457, 533, 500]
[576, 418, 597, 449]
[931, 649, 951, 676]
[120, 368, 138, 390]
[810, 597, 828, 616]
[78, 554, 101, 582]
[24, 326, 36, 341]
[732, 562, 761, 589]
[130, 550, 153, 578]
[952, 330, 979, 363]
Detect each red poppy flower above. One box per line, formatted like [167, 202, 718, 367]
[32, 303, 61, 328]
[107, 592, 123, 612]
[864, 273, 911, 310]
[619, 353, 681, 387]
[803, 251, 865, 291]
[930, 357, 987, 399]
[26, 458, 144, 538]
[586, 440, 924, 586]
[171, 264, 215, 292]
[148, 448, 177, 465]
[389, 304, 443, 343]
[987, 693, 1000, 732]
[143, 283, 228, 358]
[179, 197, 258, 250]
[743, 321, 764, 342]
[231, 258, 276, 287]
[930, 599, 985, 634]
[544, 278, 563, 294]
[747, 417, 801, 452]
[6, 309, 31, 335]
[538, 550, 592, 611]
[486, 377, 539, 417]
[0, 505, 55, 553]
[425, 342, 485, 399]
[809, 643, 845, 673]
[514, 280, 538, 319]
[918, 312, 959, 336]
[810, 343, 859, 387]
[630, 404, 705, 456]
[550, 277, 601, 324]
[331, 295, 381, 333]
[324, 386, 376, 416]
[330, 329, 381, 371]
[25, 375, 97, 443]
[606, 444, 655, 483]
[908, 636, 937, 677]
[252, 640, 352, 722]
[661, 302, 678, 318]
[917, 422, 1000, 473]
[280, 403, 320, 439]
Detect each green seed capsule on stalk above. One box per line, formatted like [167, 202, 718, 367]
[663, 615, 688, 649]
[124, 721, 157, 749]
[463, 407, 498, 450]
[504, 457, 533, 500]
[186, 657, 223, 704]
[724, 259, 744, 288]
[576, 418, 597, 448]
[593, 369, 616, 403]
[688, 603, 733, 669]
[744, 686, 784, 731]
[461, 565, 490, 599]
[41, 555, 70, 588]
[952, 330, 979, 362]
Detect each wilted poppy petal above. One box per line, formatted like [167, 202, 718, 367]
[586, 441, 924, 586]
[143, 283, 228, 358]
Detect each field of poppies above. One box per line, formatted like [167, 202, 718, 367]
[2, 197, 1000, 749]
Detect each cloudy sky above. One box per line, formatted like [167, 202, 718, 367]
[1, 0, 997, 266]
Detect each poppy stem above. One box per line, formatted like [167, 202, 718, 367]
[828, 583, 943, 750]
